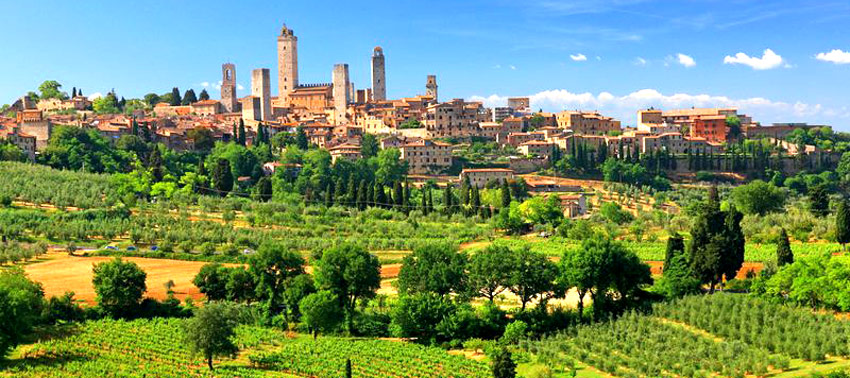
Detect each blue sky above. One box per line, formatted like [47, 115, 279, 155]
[4, 0, 850, 129]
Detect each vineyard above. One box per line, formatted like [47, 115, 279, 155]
[524, 294, 850, 377]
[1, 318, 488, 377]
[248, 338, 489, 378]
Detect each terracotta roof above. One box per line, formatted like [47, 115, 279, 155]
[461, 168, 514, 173]
[192, 100, 220, 106]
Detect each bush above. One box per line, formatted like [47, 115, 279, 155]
[500, 320, 528, 345]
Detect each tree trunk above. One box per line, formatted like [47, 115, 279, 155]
[313, 329, 317, 340]
[208, 356, 214, 371]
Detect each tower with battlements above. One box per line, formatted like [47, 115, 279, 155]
[332, 64, 351, 124]
[426, 75, 438, 102]
[277, 24, 298, 105]
[371, 47, 386, 102]
[221, 63, 237, 113]
[252, 68, 271, 121]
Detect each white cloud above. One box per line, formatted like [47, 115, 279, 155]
[677, 53, 696, 67]
[816, 49, 850, 64]
[595, 56, 602, 61]
[634, 57, 647, 66]
[509, 65, 517, 70]
[469, 88, 845, 126]
[88, 92, 104, 100]
[493, 64, 502, 69]
[237, 84, 245, 90]
[201, 82, 210, 88]
[570, 53, 587, 61]
[723, 49, 784, 70]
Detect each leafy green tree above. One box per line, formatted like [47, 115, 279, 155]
[468, 245, 515, 302]
[295, 126, 309, 150]
[225, 267, 256, 303]
[776, 228, 794, 266]
[730, 180, 786, 215]
[559, 235, 651, 319]
[198, 89, 210, 101]
[170, 87, 182, 106]
[808, 183, 830, 217]
[143, 93, 161, 106]
[0, 269, 44, 358]
[361, 134, 379, 158]
[249, 242, 305, 314]
[183, 301, 241, 370]
[92, 257, 147, 318]
[193, 263, 229, 301]
[508, 248, 557, 311]
[299, 290, 343, 339]
[93, 94, 120, 114]
[491, 347, 517, 378]
[837, 199, 850, 250]
[726, 115, 742, 141]
[398, 242, 467, 297]
[654, 253, 701, 298]
[314, 244, 380, 329]
[38, 80, 68, 100]
[282, 273, 315, 318]
[518, 195, 563, 226]
[495, 201, 525, 235]
[374, 148, 408, 185]
[41, 126, 132, 173]
[390, 292, 456, 343]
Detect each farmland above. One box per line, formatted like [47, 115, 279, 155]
[523, 294, 850, 377]
[1, 318, 486, 377]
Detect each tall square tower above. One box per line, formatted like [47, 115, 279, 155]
[252, 68, 271, 121]
[332, 64, 351, 124]
[371, 47, 386, 102]
[277, 24, 298, 105]
[221, 63, 237, 113]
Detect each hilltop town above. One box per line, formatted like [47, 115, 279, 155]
[1, 23, 837, 194]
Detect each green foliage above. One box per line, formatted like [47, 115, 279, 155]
[0, 269, 44, 358]
[38, 80, 68, 100]
[599, 202, 633, 224]
[390, 292, 456, 343]
[757, 253, 850, 311]
[92, 257, 147, 318]
[837, 199, 850, 248]
[299, 290, 343, 338]
[689, 195, 745, 290]
[491, 347, 517, 378]
[500, 320, 528, 345]
[776, 228, 794, 266]
[193, 263, 230, 301]
[249, 242, 305, 314]
[730, 180, 786, 215]
[41, 126, 132, 173]
[508, 248, 558, 311]
[183, 301, 241, 370]
[398, 242, 467, 297]
[467, 245, 514, 302]
[314, 243, 380, 326]
[360, 134, 379, 158]
[654, 253, 701, 298]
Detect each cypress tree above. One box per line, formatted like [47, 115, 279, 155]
[170, 87, 181, 106]
[393, 182, 403, 209]
[366, 182, 374, 208]
[491, 348, 517, 378]
[460, 176, 471, 207]
[664, 233, 685, 271]
[500, 180, 511, 209]
[182, 89, 197, 105]
[132, 117, 139, 136]
[325, 182, 334, 207]
[71, 87, 77, 98]
[357, 180, 368, 210]
[471, 185, 481, 215]
[238, 119, 246, 146]
[776, 228, 794, 266]
[347, 176, 358, 206]
[199, 89, 210, 101]
[808, 184, 830, 218]
[403, 182, 411, 211]
[443, 185, 453, 215]
[231, 123, 238, 142]
[334, 178, 345, 205]
[211, 159, 233, 196]
[420, 187, 428, 214]
[836, 199, 850, 250]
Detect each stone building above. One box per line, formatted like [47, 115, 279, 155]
[459, 168, 515, 188]
[556, 111, 621, 135]
[399, 138, 452, 174]
[221, 63, 238, 113]
[422, 99, 488, 138]
[371, 47, 386, 102]
[251, 68, 272, 121]
[277, 24, 299, 104]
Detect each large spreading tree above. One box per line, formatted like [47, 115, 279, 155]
[689, 190, 745, 292]
[313, 244, 380, 330]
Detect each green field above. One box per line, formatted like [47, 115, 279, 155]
[1, 318, 487, 377]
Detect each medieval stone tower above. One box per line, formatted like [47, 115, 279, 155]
[332, 64, 351, 124]
[221, 63, 237, 113]
[426, 75, 438, 102]
[371, 47, 386, 102]
[252, 68, 271, 121]
[277, 24, 298, 104]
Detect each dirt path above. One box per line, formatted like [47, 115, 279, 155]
[646, 261, 763, 279]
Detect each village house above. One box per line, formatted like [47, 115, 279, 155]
[399, 138, 452, 174]
[459, 168, 515, 188]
